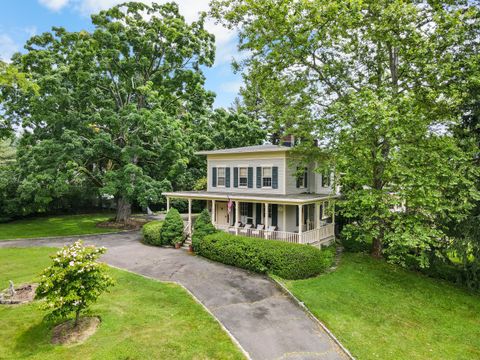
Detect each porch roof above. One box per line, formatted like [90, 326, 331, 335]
[163, 191, 336, 205]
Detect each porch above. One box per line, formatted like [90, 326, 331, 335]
[163, 191, 336, 247]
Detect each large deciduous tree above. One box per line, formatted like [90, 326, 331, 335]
[212, 0, 480, 265]
[3, 2, 215, 222]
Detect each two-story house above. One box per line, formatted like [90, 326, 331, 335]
[163, 144, 337, 247]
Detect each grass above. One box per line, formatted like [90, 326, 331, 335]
[0, 214, 119, 240]
[281, 252, 480, 360]
[0, 247, 245, 360]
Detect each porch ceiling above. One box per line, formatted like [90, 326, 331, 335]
[163, 191, 336, 205]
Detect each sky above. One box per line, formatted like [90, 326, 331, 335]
[0, 0, 243, 108]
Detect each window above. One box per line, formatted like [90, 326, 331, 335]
[217, 167, 225, 186]
[262, 167, 272, 187]
[297, 167, 308, 188]
[322, 172, 331, 187]
[240, 202, 249, 216]
[239, 167, 248, 187]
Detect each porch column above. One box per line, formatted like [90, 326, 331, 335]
[166, 197, 170, 212]
[315, 202, 320, 229]
[212, 199, 216, 226]
[264, 202, 269, 239]
[188, 198, 192, 236]
[235, 201, 240, 235]
[298, 204, 303, 243]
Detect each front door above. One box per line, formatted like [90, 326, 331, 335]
[216, 202, 229, 226]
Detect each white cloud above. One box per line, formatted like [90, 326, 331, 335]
[0, 34, 19, 62]
[39, 0, 70, 11]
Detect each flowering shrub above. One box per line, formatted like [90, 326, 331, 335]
[35, 241, 114, 326]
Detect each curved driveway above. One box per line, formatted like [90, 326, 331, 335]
[0, 232, 349, 360]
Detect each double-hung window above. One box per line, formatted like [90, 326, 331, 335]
[262, 167, 272, 187]
[239, 167, 248, 187]
[322, 172, 331, 187]
[297, 167, 308, 188]
[217, 167, 226, 186]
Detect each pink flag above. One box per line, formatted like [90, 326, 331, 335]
[227, 199, 233, 214]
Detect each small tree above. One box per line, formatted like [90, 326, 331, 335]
[36, 241, 114, 326]
[159, 208, 184, 246]
[192, 209, 216, 250]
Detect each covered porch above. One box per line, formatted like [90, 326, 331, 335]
[163, 191, 336, 247]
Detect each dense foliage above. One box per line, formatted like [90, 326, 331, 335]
[196, 232, 335, 279]
[191, 209, 217, 247]
[212, 0, 480, 280]
[142, 221, 163, 246]
[0, 2, 265, 223]
[159, 208, 184, 246]
[35, 241, 114, 325]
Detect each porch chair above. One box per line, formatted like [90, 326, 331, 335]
[265, 225, 278, 239]
[228, 222, 243, 234]
[239, 223, 253, 235]
[251, 224, 265, 237]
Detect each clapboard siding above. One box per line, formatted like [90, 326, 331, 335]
[208, 157, 285, 194]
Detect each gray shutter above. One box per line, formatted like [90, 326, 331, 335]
[247, 203, 253, 218]
[256, 203, 262, 224]
[248, 167, 254, 188]
[272, 167, 278, 189]
[256, 167, 262, 188]
[226, 167, 231, 188]
[296, 167, 300, 188]
[233, 167, 238, 188]
[295, 206, 299, 226]
[212, 167, 217, 187]
[304, 168, 308, 188]
[271, 204, 278, 226]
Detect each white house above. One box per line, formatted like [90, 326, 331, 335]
[163, 143, 337, 247]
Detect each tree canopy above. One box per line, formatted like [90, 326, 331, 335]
[212, 0, 480, 268]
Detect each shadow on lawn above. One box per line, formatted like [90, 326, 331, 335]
[14, 316, 53, 355]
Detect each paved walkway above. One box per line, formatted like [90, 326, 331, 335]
[0, 233, 348, 360]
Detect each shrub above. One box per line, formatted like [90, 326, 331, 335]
[196, 232, 335, 279]
[192, 209, 217, 249]
[142, 221, 163, 246]
[35, 241, 114, 326]
[159, 208, 184, 246]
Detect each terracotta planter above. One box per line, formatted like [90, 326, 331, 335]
[175, 242, 182, 249]
[188, 244, 194, 253]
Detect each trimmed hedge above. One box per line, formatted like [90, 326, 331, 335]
[142, 221, 163, 246]
[195, 232, 335, 279]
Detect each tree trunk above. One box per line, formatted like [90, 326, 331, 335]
[116, 196, 132, 223]
[371, 236, 383, 258]
[74, 309, 80, 328]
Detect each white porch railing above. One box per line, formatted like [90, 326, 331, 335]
[214, 222, 334, 245]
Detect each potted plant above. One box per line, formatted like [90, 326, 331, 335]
[188, 244, 193, 253]
[175, 242, 182, 249]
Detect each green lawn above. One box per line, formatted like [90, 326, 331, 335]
[281, 253, 480, 360]
[0, 214, 119, 240]
[0, 248, 244, 360]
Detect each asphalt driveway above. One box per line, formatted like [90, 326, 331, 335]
[0, 232, 349, 360]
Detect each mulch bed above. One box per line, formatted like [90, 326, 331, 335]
[96, 218, 148, 231]
[52, 316, 100, 345]
[0, 283, 37, 305]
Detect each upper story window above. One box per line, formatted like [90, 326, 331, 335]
[262, 167, 272, 187]
[217, 167, 226, 186]
[322, 172, 331, 187]
[239, 167, 248, 187]
[296, 167, 308, 188]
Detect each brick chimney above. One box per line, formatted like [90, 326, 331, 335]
[281, 134, 295, 147]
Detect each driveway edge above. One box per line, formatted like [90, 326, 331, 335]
[0, 229, 138, 242]
[108, 265, 252, 360]
[271, 277, 355, 360]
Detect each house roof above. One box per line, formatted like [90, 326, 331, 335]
[163, 191, 336, 205]
[195, 144, 292, 155]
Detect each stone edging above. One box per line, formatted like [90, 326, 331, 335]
[271, 277, 356, 360]
[107, 265, 252, 360]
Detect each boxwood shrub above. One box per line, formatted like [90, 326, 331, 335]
[159, 208, 184, 246]
[142, 221, 163, 246]
[195, 232, 335, 279]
